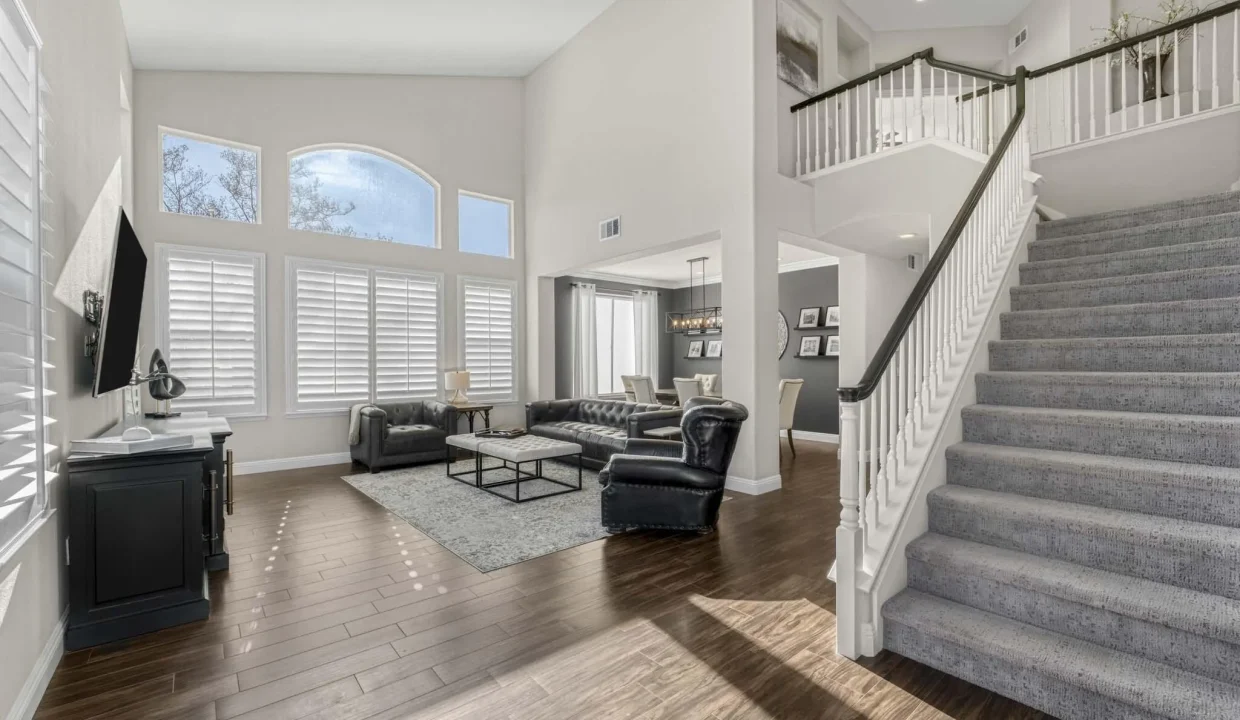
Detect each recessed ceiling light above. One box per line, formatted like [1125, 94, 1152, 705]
[899, 233, 917, 239]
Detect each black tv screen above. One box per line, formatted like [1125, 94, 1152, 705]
[92, 209, 146, 397]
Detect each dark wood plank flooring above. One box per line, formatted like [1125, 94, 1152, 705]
[36, 441, 1052, 719]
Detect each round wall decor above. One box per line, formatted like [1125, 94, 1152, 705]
[777, 311, 789, 359]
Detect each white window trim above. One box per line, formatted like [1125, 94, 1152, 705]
[158, 125, 263, 224]
[457, 275, 519, 404]
[285, 256, 445, 417]
[286, 143, 442, 249]
[457, 189, 514, 259]
[154, 243, 268, 420]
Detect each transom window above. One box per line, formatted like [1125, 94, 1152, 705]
[160, 128, 260, 223]
[458, 191, 513, 258]
[288, 147, 438, 247]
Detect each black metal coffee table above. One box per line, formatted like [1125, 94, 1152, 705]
[445, 434, 583, 504]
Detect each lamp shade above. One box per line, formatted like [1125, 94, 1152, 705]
[445, 371, 470, 391]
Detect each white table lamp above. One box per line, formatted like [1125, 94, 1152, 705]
[445, 370, 471, 404]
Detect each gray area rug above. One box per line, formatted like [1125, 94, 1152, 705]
[344, 458, 608, 572]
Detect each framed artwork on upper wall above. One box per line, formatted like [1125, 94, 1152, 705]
[706, 340, 722, 358]
[777, 0, 820, 97]
[826, 335, 840, 356]
[825, 305, 840, 326]
[797, 306, 821, 329]
[686, 340, 704, 359]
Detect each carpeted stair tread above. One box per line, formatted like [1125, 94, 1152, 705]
[988, 333, 1240, 372]
[1000, 296, 1240, 340]
[1019, 236, 1240, 285]
[927, 485, 1240, 598]
[1029, 211, 1240, 261]
[961, 404, 1240, 467]
[975, 370, 1240, 415]
[946, 441, 1240, 527]
[1037, 190, 1240, 240]
[1010, 264, 1240, 311]
[883, 590, 1240, 720]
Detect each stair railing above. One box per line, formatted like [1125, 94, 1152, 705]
[791, 48, 1017, 177]
[834, 67, 1029, 660]
[1028, 1, 1240, 154]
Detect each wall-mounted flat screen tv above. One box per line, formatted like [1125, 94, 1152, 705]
[92, 209, 146, 397]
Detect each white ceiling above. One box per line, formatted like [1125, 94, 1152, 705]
[578, 241, 837, 288]
[118, 0, 619, 75]
[842, 0, 1033, 32]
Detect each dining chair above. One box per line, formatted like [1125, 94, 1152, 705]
[694, 373, 721, 397]
[619, 375, 639, 402]
[673, 377, 702, 406]
[779, 379, 805, 458]
[631, 376, 657, 404]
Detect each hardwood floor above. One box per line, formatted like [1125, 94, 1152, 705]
[35, 441, 1052, 720]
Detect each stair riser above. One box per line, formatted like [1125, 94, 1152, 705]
[946, 450, 1240, 528]
[962, 411, 1240, 467]
[1020, 243, 1240, 284]
[1030, 215, 1240, 262]
[1000, 304, 1240, 340]
[1010, 271, 1240, 311]
[988, 340, 1240, 372]
[975, 375, 1240, 416]
[907, 558, 1240, 687]
[883, 622, 1164, 720]
[1037, 194, 1240, 240]
[928, 495, 1240, 599]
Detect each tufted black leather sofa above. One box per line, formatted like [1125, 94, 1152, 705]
[525, 399, 681, 469]
[599, 397, 748, 533]
[351, 401, 459, 472]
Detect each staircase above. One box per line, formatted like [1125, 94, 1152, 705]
[882, 190, 1240, 720]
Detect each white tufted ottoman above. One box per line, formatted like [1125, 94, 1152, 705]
[445, 433, 583, 503]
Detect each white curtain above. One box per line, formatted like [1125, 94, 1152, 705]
[633, 290, 660, 389]
[570, 282, 598, 398]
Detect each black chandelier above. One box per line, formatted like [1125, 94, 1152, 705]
[665, 257, 722, 334]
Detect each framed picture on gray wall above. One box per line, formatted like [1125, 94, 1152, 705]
[777, 0, 820, 97]
[825, 305, 840, 326]
[687, 340, 704, 359]
[826, 335, 840, 356]
[797, 306, 821, 329]
[798, 335, 822, 357]
[706, 340, 722, 358]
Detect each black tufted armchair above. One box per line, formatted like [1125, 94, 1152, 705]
[351, 401, 459, 472]
[599, 397, 749, 534]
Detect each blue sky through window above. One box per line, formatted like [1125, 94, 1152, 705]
[289, 149, 436, 246]
[161, 131, 258, 223]
[458, 193, 512, 258]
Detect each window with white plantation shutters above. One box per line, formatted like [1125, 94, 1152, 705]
[374, 271, 440, 401]
[0, 0, 47, 557]
[289, 261, 371, 413]
[157, 246, 264, 417]
[460, 278, 516, 402]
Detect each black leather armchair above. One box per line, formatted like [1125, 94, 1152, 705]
[351, 401, 459, 472]
[599, 398, 749, 533]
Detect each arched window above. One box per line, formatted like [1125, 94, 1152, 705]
[287, 146, 438, 247]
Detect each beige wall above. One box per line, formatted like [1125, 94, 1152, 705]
[132, 71, 527, 464]
[0, 0, 133, 717]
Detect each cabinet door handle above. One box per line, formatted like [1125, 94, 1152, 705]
[225, 450, 235, 515]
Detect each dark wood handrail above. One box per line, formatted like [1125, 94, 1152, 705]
[1029, 0, 1240, 78]
[838, 67, 1027, 404]
[790, 49, 1016, 112]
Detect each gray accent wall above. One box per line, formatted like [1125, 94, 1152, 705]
[553, 276, 674, 399]
[668, 265, 840, 435]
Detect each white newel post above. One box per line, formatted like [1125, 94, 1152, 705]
[836, 401, 862, 659]
[911, 58, 925, 142]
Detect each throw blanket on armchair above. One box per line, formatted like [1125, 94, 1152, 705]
[348, 404, 376, 445]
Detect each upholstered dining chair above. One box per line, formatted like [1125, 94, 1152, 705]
[673, 377, 702, 406]
[694, 373, 721, 397]
[779, 379, 805, 458]
[631, 376, 657, 404]
[620, 375, 639, 402]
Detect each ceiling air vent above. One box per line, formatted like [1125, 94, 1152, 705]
[1011, 26, 1028, 53]
[599, 216, 621, 242]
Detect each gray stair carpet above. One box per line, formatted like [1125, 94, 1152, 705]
[882, 191, 1240, 719]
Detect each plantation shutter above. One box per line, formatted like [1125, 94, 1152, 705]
[291, 261, 370, 412]
[0, 0, 46, 554]
[374, 271, 439, 401]
[160, 246, 264, 417]
[461, 278, 515, 402]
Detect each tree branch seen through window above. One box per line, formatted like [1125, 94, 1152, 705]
[161, 132, 259, 224]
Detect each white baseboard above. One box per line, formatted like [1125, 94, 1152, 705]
[233, 452, 352, 476]
[725, 473, 782, 495]
[780, 429, 838, 444]
[9, 608, 67, 720]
